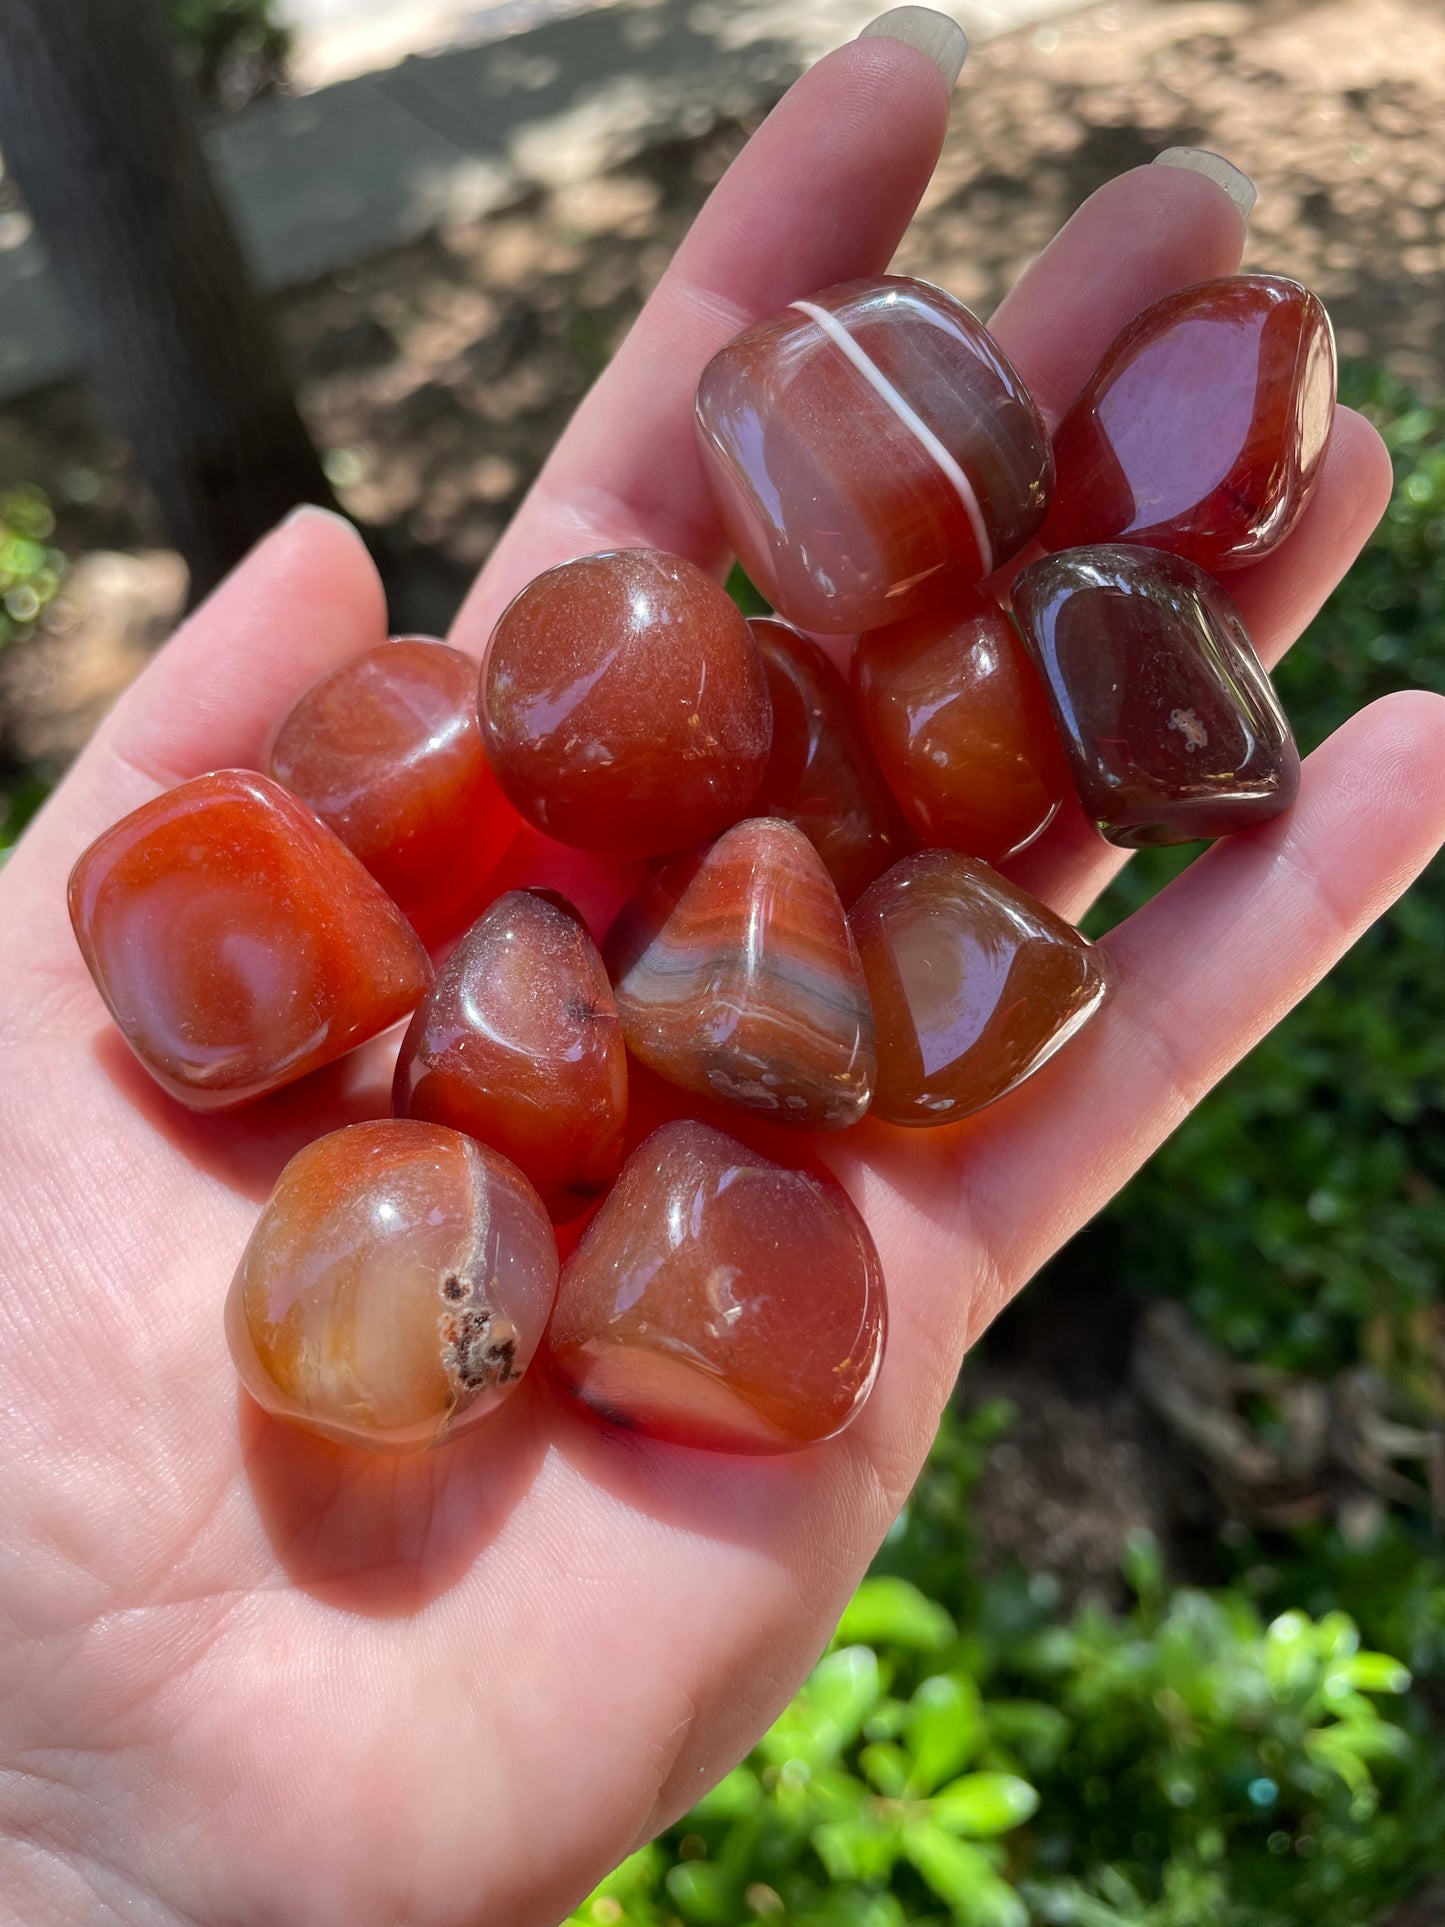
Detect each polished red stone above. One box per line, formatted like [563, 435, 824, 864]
[748, 618, 911, 905]
[607, 817, 875, 1129]
[269, 637, 514, 941]
[851, 851, 1114, 1126]
[1012, 544, 1300, 846]
[479, 548, 771, 858]
[696, 276, 1052, 633]
[68, 770, 431, 1110]
[226, 1120, 558, 1453]
[393, 889, 627, 1223]
[1040, 274, 1336, 570]
[546, 1120, 884, 1452]
[853, 590, 1068, 864]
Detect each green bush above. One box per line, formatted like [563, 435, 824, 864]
[166, 0, 290, 107]
[0, 484, 64, 651]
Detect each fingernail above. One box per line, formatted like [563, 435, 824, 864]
[280, 501, 366, 540]
[858, 7, 969, 89]
[1152, 148, 1257, 220]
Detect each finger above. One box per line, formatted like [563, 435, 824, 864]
[1005, 407, 1395, 920]
[960, 690, 1445, 1324]
[449, 27, 957, 651]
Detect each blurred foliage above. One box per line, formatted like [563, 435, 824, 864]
[166, 0, 291, 109]
[569, 1410, 1440, 1926]
[0, 484, 64, 651]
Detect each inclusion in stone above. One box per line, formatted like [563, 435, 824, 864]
[854, 589, 1068, 864]
[393, 889, 627, 1223]
[1012, 544, 1300, 847]
[269, 638, 514, 941]
[606, 817, 875, 1130]
[748, 617, 912, 905]
[546, 1120, 884, 1453]
[695, 276, 1052, 634]
[226, 1120, 558, 1453]
[68, 770, 431, 1110]
[851, 851, 1114, 1127]
[1040, 274, 1336, 570]
[479, 548, 771, 858]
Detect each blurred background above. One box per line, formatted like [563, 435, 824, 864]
[2, 0, 1443, 1919]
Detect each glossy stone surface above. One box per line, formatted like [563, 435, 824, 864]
[851, 851, 1114, 1127]
[854, 590, 1068, 864]
[479, 548, 771, 858]
[69, 770, 431, 1110]
[748, 618, 911, 904]
[607, 817, 875, 1129]
[696, 276, 1052, 633]
[1012, 545, 1300, 847]
[393, 889, 627, 1222]
[269, 637, 513, 941]
[226, 1120, 558, 1453]
[1041, 275, 1336, 570]
[546, 1120, 884, 1453]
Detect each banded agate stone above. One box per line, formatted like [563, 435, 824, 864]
[479, 548, 771, 858]
[748, 618, 911, 904]
[269, 638, 513, 941]
[1012, 545, 1300, 847]
[226, 1120, 557, 1453]
[607, 817, 875, 1130]
[851, 851, 1113, 1127]
[695, 276, 1052, 633]
[546, 1120, 884, 1453]
[1041, 275, 1336, 570]
[854, 590, 1067, 864]
[393, 889, 627, 1223]
[68, 770, 431, 1110]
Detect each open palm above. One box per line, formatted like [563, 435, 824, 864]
[2, 26, 1442, 1927]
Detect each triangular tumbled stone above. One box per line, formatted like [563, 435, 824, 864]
[606, 817, 876, 1129]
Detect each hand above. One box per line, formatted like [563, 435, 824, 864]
[2, 22, 1441, 1927]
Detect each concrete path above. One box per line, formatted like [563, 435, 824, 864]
[0, 0, 1086, 402]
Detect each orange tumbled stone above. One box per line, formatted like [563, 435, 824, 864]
[853, 590, 1068, 864]
[269, 637, 514, 941]
[546, 1120, 885, 1453]
[68, 770, 431, 1110]
[748, 618, 911, 904]
[393, 889, 627, 1223]
[226, 1120, 558, 1453]
[479, 548, 771, 858]
[851, 851, 1114, 1126]
[607, 817, 875, 1130]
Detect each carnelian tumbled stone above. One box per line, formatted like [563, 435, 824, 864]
[851, 851, 1114, 1127]
[696, 276, 1052, 633]
[853, 590, 1068, 864]
[546, 1120, 884, 1453]
[1040, 275, 1336, 570]
[226, 1120, 557, 1453]
[68, 770, 431, 1110]
[269, 638, 513, 941]
[607, 817, 875, 1130]
[749, 618, 911, 905]
[1012, 545, 1300, 847]
[393, 889, 627, 1222]
[479, 549, 771, 858]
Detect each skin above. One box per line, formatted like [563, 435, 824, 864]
[0, 28, 1441, 1927]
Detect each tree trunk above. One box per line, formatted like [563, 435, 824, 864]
[0, 0, 340, 603]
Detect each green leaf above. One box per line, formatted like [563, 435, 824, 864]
[906, 1674, 983, 1794]
[807, 1646, 882, 1752]
[859, 1741, 910, 1798]
[812, 1814, 902, 1885]
[1344, 1650, 1413, 1695]
[901, 1822, 1027, 1925]
[664, 1860, 737, 1924]
[931, 1772, 1040, 1837]
[835, 1578, 956, 1653]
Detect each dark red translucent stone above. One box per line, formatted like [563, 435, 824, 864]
[748, 617, 911, 905]
[546, 1120, 885, 1452]
[479, 548, 771, 858]
[1040, 274, 1336, 570]
[853, 590, 1068, 864]
[269, 638, 514, 942]
[393, 889, 627, 1223]
[1012, 544, 1300, 846]
[69, 770, 431, 1110]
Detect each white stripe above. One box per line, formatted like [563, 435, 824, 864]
[790, 298, 993, 577]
